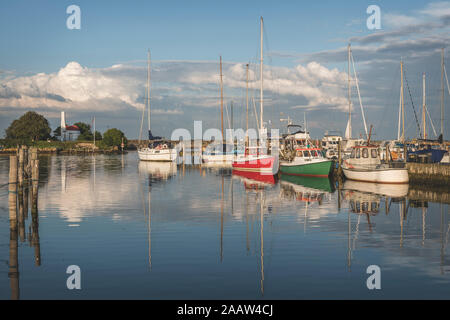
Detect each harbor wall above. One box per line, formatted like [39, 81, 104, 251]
[406, 162, 450, 186]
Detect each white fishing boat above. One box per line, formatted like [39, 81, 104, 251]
[342, 142, 409, 184]
[138, 50, 178, 162]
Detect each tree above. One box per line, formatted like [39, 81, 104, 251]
[6, 111, 51, 142]
[94, 131, 102, 141]
[74, 122, 93, 141]
[53, 126, 61, 138]
[103, 128, 127, 148]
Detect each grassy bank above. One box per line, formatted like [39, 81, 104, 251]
[0, 139, 126, 154]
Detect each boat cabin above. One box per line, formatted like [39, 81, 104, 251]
[295, 148, 324, 159]
[345, 145, 381, 168]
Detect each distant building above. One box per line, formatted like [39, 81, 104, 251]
[60, 111, 80, 141]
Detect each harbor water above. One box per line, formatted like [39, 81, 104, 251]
[0, 152, 449, 299]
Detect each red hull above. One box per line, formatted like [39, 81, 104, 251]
[232, 156, 278, 174]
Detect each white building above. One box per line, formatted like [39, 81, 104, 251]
[60, 111, 81, 141]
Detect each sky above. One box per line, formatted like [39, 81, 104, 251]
[0, 0, 449, 140]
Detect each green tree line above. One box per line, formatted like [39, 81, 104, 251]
[2, 111, 127, 148]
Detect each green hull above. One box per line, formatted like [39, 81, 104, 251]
[280, 160, 333, 177]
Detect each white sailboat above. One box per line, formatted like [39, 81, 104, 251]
[138, 50, 178, 162]
[341, 47, 408, 184]
[202, 56, 237, 165]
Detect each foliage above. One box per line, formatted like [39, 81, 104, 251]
[94, 131, 102, 141]
[103, 128, 128, 148]
[5, 111, 51, 142]
[53, 126, 61, 138]
[74, 122, 93, 141]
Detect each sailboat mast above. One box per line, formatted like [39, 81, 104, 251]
[147, 50, 151, 134]
[401, 60, 405, 143]
[441, 48, 445, 138]
[220, 56, 224, 141]
[347, 44, 351, 137]
[246, 63, 249, 135]
[260, 16, 264, 133]
[422, 73, 427, 139]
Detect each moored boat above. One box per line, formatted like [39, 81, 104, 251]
[342, 144, 409, 184]
[137, 50, 178, 162]
[279, 124, 333, 177]
[231, 17, 278, 175]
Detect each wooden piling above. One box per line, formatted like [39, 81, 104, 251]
[31, 157, 40, 265]
[18, 146, 24, 186]
[9, 156, 18, 224]
[8, 155, 19, 300]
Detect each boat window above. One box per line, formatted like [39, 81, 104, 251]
[322, 141, 326, 147]
[311, 150, 317, 157]
[350, 149, 356, 158]
[296, 151, 303, 157]
[362, 148, 369, 158]
[356, 149, 360, 158]
[303, 151, 310, 157]
[371, 149, 378, 158]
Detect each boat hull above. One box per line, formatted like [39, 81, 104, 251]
[232, 155, 279, 175]
[138, 148, 178, 162]
[280, 159, 333, 177]
[342, 167, 409, 184]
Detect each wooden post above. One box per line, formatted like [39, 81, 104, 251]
[9, 156, 18, 223]
[31, 187, 41, 266]
[8, 155, 19, 300]
[18, 146, 24, 186]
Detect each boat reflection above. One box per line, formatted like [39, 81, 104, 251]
[232, 170, 276, 190]
[280, 174, 334, 203]
[138, 161, 177, 182]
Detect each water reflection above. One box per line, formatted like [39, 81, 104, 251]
[0, 153, 449, 299]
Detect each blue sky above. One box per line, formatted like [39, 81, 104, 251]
[0, 0, 449, 139]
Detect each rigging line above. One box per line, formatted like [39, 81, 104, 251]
[403, 67, 422, 138]
[425, 103, 438, 137]
[445, 64, 450, 96]
[252, 97, 260, 132]
[350, 50, 368, 138]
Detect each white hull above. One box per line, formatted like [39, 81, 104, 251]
[343, 167, 409, 184]
[138, 148, 178, 162]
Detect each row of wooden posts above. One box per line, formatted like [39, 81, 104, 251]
[8, 145, 41, 300]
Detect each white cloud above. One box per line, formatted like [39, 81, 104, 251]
[0, 60, 350, 116]
[420, 1, 450, 18]
[384, 13, 421, 29]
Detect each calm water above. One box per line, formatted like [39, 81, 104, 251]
[0, 152, 449, 299]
